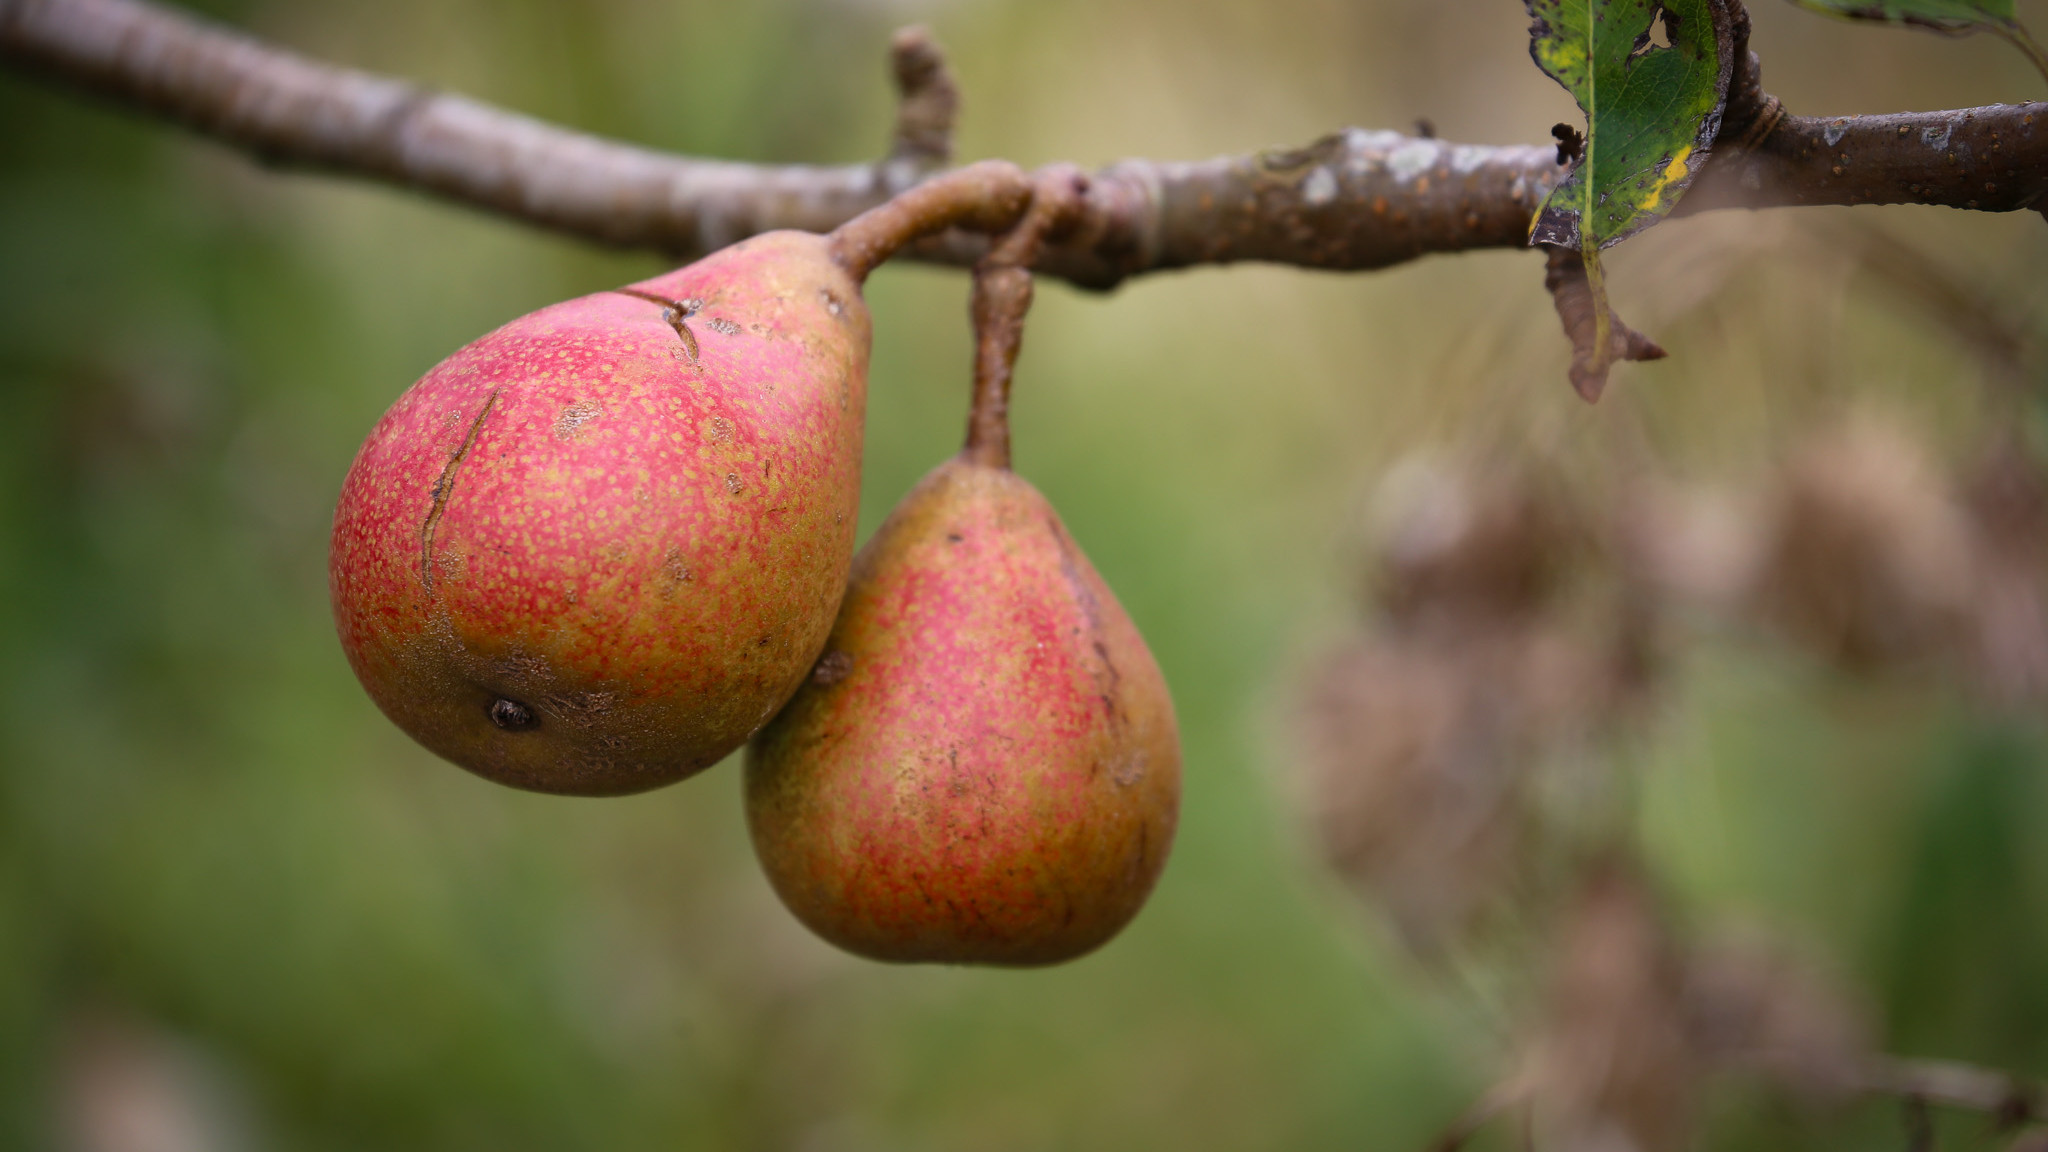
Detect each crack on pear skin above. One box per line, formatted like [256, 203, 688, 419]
[1046, 513, 1124, 724]
[611, 288, 702, 362]
[420, 388, 501, 592]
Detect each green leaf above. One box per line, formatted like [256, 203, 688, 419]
[1524, 0, 1736, 397]
[1785, 0, 2048, 85]
[1525, 0, 1738, 253]
[1789, 0, 2009, 32]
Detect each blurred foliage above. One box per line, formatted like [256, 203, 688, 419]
[3, 0, 2048, 1149]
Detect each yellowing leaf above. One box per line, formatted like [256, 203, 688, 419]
[1525, 0, 1737, 396]
[1526, 0, 1738, 252]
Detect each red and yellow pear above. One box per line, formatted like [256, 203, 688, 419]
[329, 163, 1030, 795]
[745, 249, 1181, 965]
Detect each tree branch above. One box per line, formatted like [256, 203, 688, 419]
[883, 26, 958, 174]
[963, 165, 1086, 469]
[1423, 1075, 1533, 1152]
[1688, 12, 2047, 218]
[1687, 105, 2048, 215]
[1855, 1057, 2043, 1129]
[0, 0, 929, 254]
[3, 0, 2046, 293]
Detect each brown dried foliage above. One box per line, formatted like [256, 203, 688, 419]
[1296, 456, 1634, 958]
[1748, 414, 1978, 674]
[1529, 863, 1702, 1152]
[1736, 414, 2048, 708]
[1518, 868, 1872, 1152]
[1298, 635, 1539, 957]
[1958, 444, 2048, 707]
[1683, 933, 1870, 1103]
[1367, 455, 1584, 631]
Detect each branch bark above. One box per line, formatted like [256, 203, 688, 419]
[883, 25, 958, 173]
[1423, 1075, 1533, 1152]
[3, 0, 2046, 292]
[0, 0, 940, 254]
[1855, 1056, 2043, 1128]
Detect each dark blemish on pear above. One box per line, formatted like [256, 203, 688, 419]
[660, 547, 693, 595]
[490, 697, 538, 730]
[554, 399, 602, 440]
[812, 649, 854, 685]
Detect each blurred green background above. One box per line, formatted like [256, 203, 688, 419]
[3, 0, 2048, 1148]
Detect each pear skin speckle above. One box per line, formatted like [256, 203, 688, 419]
[331, 232, 870, 795]
[746, 456, 1182, 965]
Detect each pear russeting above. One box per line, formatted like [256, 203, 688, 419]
[329, 162, 1030, 796]
[746, 173, 1183, 965]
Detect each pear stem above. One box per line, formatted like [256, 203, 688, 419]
[964, 266, 1032, 470]
[828, 160, 1031, 282]
[962, 166, 1086, 470]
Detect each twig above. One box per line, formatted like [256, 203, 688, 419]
[962, 165, 1086, 469]
[827, 160, 1030, 281]
[1990, 22, 2048, 90]
[1424, 1075, 1534, 1152]
[0, 0, 916, 254]
[1683, 104, 2048, 216]
[1905, 1095, 1936, 1152]
[4, 0, 2047, 292]
[884, 26, 958, 173]
[1857, 1057, 2044, 1129]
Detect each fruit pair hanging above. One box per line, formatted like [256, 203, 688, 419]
[329, 163, 1181, 966]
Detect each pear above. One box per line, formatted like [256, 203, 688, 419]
[331, 231, 869, 795]
[330, 162, 1031, 796]
[745, 456, 1181, 965]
